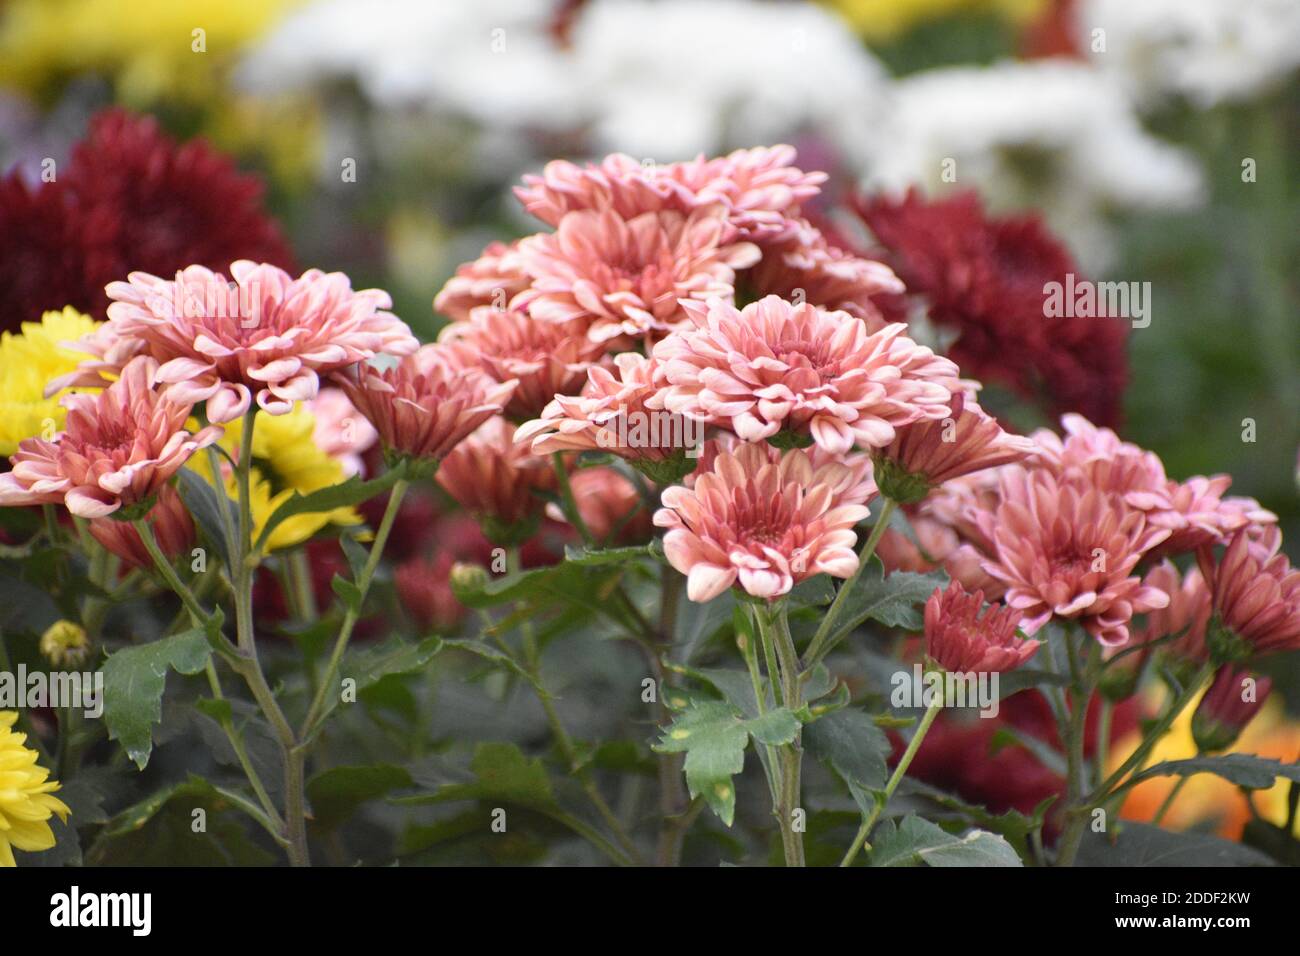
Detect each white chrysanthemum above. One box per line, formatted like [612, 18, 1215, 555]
[865, 59, 1204, 271]
[1077, 0, 1300, 109]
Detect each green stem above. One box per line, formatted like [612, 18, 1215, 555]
[1152, 775, 1190, 827]
[204, 659, 282, 831]
[132, 520, 212, 627]
[756, 603, 804, 867]
[552, 453, 593, 545]
[803, 498, 898, 669]
[841, 690, 944, 867]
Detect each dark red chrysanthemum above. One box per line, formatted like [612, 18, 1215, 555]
[854, 188, 1129, 427]
[0, 108, 294, 332]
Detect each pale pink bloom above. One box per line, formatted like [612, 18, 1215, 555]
[515, 353, 691, 464]
[873, 391, 1037, 503]
[689, 434, 877, 509]
[1130, 560, 1212, 661]
[88, 483, 195, 571]
[745, 219, 903, 324]
[1031, 413, 1171, 513]
[51, 261, 418, 424]
[1151, 476, 1278, 555]
[924, 581, 1040, 673]
[545, 466, 652, 546]
[0, 356, 220, 518]
[336, 343, 516, 463]
[979, 467, 1171, 646]
[436, 417, 555, 541]
[307, 387, 377, 477]
[512, 206, 759, 344]
[654, 295, 960, 455]
[433, 240, 530, 322]
[514, 145, 825, 245]
[654, 446, 872, 602]
[439, 306, 606, 419]
[915, 468, 1012, 596]
[1197, 527, 1300, 658]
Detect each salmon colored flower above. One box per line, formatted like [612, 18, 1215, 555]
[436, 417, 556, 545]
[514, 145, 826, 245]
[515, 353, 700, 482]
[689, 434, 877, 509]
[88, 483, 195, 572]
[872, 391, 1036, 503]
[924, 580, 1040, 673]
[654, 295, 960, 455]
[513, 206, 759, 344]
[439, 306, 606, 419]
[0, 356, 220, 518]
[1197, 527, 1300, 661]
[1132, 560, 1212, 661]
[546, 466, 653, 546]
[979, 467, 1171, 646]
[51, 261, 419, 424]
[434, 240, 530, 322]
[653, 445, 873, 602]
[337, 343, 516, 467]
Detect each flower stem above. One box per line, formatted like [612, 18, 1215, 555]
[552, 453, 592, 545]
[755, 602, 805, 867]
[1152, 775, 1190, 827]
[803, 497, 898, 670]
[840, 690, 943, 867]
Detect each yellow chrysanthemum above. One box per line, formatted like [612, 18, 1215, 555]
[39, 620, 92, 669]
[0, 711, 71, 867]
[822, 0, 1048, 42]
[187, 403, 362, 554]
[1114, 688, 1300, 841]
[0, 307, 101, 457]
[0, 0, 299, 105]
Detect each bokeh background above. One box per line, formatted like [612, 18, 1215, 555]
[1, 0, 1297, 857]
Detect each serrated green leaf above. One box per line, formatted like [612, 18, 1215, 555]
[101, 629, 212, 770]
[871, 815, 1023, 867]
[1129, 754, 1300, 791]
[805, 707, 890, 812]
[828, 564, 946, 645]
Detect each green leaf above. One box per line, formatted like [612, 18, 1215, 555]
[562, 543, 653, 566]
[871, 815, 1023, 867]
[653, 699, 799, 826]
[395, 743, 558, 810]
[330, 573, 364, 614]
[307, 764, 414, 831]
[804, 707, 890, 811]
[313, 636, 442, 728]
[176, 468, 235, 569]
[828, 564, 946, 645]
[254, 461, 407, 554]
[1129, 754, 1300, 791]
[788, 574, 836, 608]
[440, 637, 543, 692]
[100, 629, 212, 770]
[1076, 823, 1277, 867]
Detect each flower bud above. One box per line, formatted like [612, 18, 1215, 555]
[1191, 666, 1272, 753]
[40, 621, 91, 668]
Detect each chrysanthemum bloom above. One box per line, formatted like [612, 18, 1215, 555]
[433, 240, 530, 322]
[873, 391, 1037, 504]
[0, 357, 220, 518]
[1191, 665, 1273, 754]
[0, 108, 293, 332]
[88, 483, 196, 573]
[514, 145, 826, 245]
[338, 343, 516, 469]
[436, 417, 557, 545]
[545, 466, 653, 546]
[38, 621, 91, 669]
[439, 306, 606, 419]
[924, 581, 1040, 673]
[1197, 528, 1300, 661]
[689, 434, 878, 509]
[653, 446, 873, 601]
[50, 261, 418, 424]
[515, 353, 700, 483]
[1132, 561, 1212, 661]
[306, 387, 378, 478]
[0, 307, 101, 456]
[655, 295, 960, 455]
[512, 206, 759, 344]
[979, 467, 1171, 646]
[743, 219, 903, 323]
[0, 710, 71, 867]
[855, 188, 1128, 427]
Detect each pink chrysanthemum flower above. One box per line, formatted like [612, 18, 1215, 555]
[979, 467, 1171, 646]
[1197, 527, 1300, 660]
[654, 295, 960, 455]
[439, 306, 606, 420]
[433, 240, 530, 322]
[307, 387, 378, 478]
[88, 483, 195, 571]
[872, 391, 1037, 504]
[924, 581, 1040, 673]
[545, 466, 653, 546]
[514, 145, 826, 245]
[690, 434, 877, 509]
[512, 207, 759, 344]
[514, 353, 699, 482]
[436, 417, 556, 545]
[336, 343, 516, 467]
[50, 261, 419, 424]
[654, 446, 873, 602]
[0, 356, 220, 518]
[1131, 560, 1213, 662]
